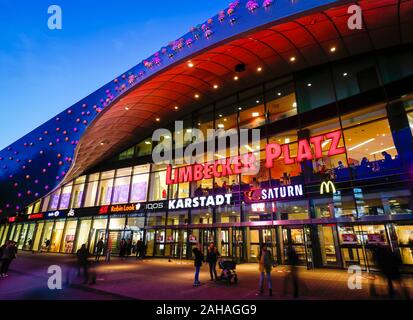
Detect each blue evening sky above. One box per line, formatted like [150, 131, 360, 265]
[0, 0, 229, 149]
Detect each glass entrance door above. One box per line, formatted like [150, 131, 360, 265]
[248, 227, 277, 262]
[165, 229, 188, 259]
[282, 226, 313, 268]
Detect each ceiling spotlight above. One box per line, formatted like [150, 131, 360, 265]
[343, 72, 348, 77]
[156, 118, 160, 122]
[194, 94, 200, 99]
[290, 56, 296, 62]
[124, 106, 130, 110]
[234, 75, 239, 81]
[256, 100, 260, 104]
[144, 141, 151, 145]
[277, 92, 282, 96]
[213, 84, 219, 89]
[257, 67, 262, 72]
[330, 46, 337, 53]
[188, 61, 194, 68]
[252, 112, 259, 117]
[100, 142, 105, 146]
[238, 107, 242, 111]
[292, 102, 297, 108]
[307, 83, 312, 87]
[219, 114, 223, 117]
[174, 106, 179, 110]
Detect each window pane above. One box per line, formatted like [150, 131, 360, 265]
[84, 180, 99, 207]
[112, 176, 131, 204]
[59, 184, 73, 209]
[97, 179, 114, 205]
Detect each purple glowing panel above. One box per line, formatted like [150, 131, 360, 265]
[130, 181, 148, 202]
[112, 185, 130, 204]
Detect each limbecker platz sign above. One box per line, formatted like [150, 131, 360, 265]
[166, 130, 345, 185]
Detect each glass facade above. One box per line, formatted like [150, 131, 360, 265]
[2, 47, 413, 271]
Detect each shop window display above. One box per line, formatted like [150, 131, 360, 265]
[75, 218, 92, 252]
[130, 165, 150, 202]
[394, 225, 413, 265]
[59, 183, 73, 210]
[50, 220, 65, 252]
[146, 212, 166, 227]
[97, 171, 115, 205]
[89, 217, 108, 253]
[49, 189, 61, 211]
[167, 210, 188, 226]
[84, 173, 100, 207]
[61, 220, 77, 253]
[191, 208, 213, 225]
[149, 168, 168, 201]
[32, 222, 44, 251]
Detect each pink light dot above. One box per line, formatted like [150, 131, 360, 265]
[6, 204, 10, 208]
[16, 206, 20, 210]
[56, 117, 60, 121]
[57, 154, 61, 158]
[49, 142, 53, 146]
[76, 118, 80, 123]
[40, 150, 44, 155]
[65, 137, 69, 142]
[27, 190, 31, 195]
[44, 131, 48, 135]
[17, 193, 22, 198]
[81, 112, 85, 116]
[0, 157, 2, 160]
[61, 171, 66, 176]
[8, 175, 13, 179]
[83, 120, 88, 125]
[56, 176, 60, 180]
[67, 110, 72, 114]
[47, 162, 52, 167]
[86, 111, 91, 115]
[63, 131, 67, 135]
[34, 179, 39, 184]
[56, 127, 60, 132]
[22, 165, 26, 169]
[28, 159, 32, 163]
[56, 138, 60, 143]
[45, 185, 49, 190]
[82, 103, 87, 108]
[13, 183, 18, 187]
[58, 161, 63, 166]
[25, 175, 30, 180]
[42, 169, 47, 173]
[35, 193, 39, 197]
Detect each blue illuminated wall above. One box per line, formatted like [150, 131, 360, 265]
[0, 0, 339, 216]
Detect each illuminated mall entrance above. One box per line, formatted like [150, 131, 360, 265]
[96, 229, 144, 256]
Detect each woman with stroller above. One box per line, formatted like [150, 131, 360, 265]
[258, 243, 273, 296]
[206, 243, 220, 281]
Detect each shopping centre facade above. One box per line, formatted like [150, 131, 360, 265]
[1, 0, 413, 271]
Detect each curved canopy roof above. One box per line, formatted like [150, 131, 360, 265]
[1, 0, 412, 216]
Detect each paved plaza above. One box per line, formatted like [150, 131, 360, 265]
[0, 252, 412, 300]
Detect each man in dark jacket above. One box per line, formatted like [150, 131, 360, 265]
[192, 243, 204, 287]
[95, 238, 104, 261]
[76, 244, 90, 284]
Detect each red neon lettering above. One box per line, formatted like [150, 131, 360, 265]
[242, 153, 257, 174]
[178, 166, 193, 183]
[297, 139, 313, 162]
[212, 161, 222, 178]
[326, 130, 346, 156]
[233, 156, 243, 174]
[265, 143, 282, 168]
[310, 135, 324, 159]
[220, 159, 233, 176]
[166, 165, 175, 185]
[282, 144, 295, 165]
[204, 163, 214, 179]
[193, 164, 204, 181]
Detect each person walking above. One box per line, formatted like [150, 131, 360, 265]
[206, 243, 220, 281]
[76, 244, 90, 284]
[119, 239, 127, 260]
[258, 243, 273, 296]
[95, 238, 105, 261]
[1, 241, 18, 277]
[192, 243, 204, 287]
[135, 240, 143, 260]
[126, 239, 133, 257]
[283, 245, 300, 298]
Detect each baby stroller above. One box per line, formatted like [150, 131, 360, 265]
[218, 259, 238, 285]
